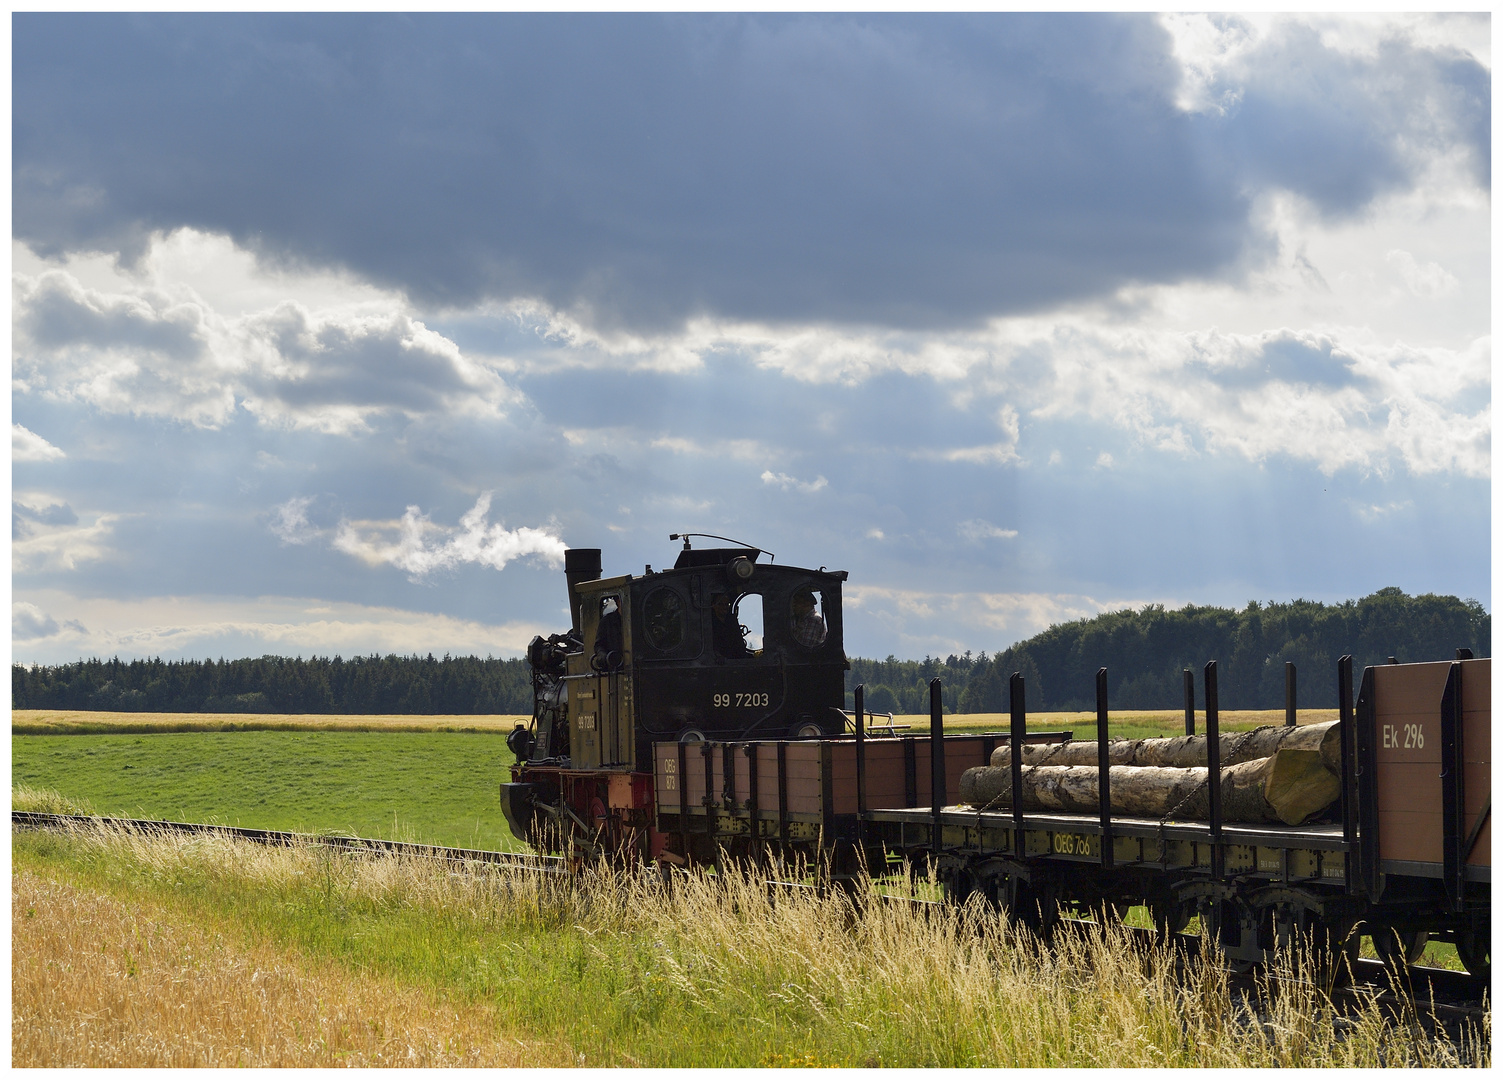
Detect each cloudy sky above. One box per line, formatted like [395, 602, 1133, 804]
[11, 13, 1492, 667]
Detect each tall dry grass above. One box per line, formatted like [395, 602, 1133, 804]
[12, 783, 96, 815]
[13, 820, 1489, 1067]
[12, 870, 572, 1067]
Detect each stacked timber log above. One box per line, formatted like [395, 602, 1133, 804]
[957, 721, 1343, 826]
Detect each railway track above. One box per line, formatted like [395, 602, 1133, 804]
[14, 810, 1488, 1031]
[11, 811, 566, 873]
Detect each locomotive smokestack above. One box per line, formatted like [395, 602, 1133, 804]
[563, 548, 602, 634]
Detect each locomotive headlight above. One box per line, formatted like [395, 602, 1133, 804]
[728, 556, 754, 581]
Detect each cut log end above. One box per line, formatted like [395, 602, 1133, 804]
[1262, 748, 1342, 825]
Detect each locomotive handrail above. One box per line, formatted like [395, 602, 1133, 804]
[839, 708, 908, 736]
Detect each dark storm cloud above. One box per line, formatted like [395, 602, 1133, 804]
[14, 14, 1487, 333]
[1215, 21, 1492, 208]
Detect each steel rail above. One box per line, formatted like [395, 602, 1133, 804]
[12, 811, 565, 873]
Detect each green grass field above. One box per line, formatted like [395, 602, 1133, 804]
[12, 731, 524, 851]
[10, 709, 1333, 853]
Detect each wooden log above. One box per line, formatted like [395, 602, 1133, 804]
[958, 748, 1341, 825]
[989, 720, 1342, 774]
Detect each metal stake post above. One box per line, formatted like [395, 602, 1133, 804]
[928, 678, 945, 856]
[1285, 662, 1297, 727]
[854, 684, 867, 838]
[1183, 669, 1195, 736]
[1204, 661, 1222, 879]
[1096, 667, 1112, 870]
[1336, 656, 1356, 893]
[1009, 673, 1026, 859]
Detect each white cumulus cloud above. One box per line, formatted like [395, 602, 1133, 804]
[332, 493, 566, 580]
[13, 601, 61, 640]
[11, 591, 549, 664]
[843, 585, 1177, 658]
[1385, 249, 1459, 297]
[269, 495, 319, 545]
[957, 520, 1019, 542]
[12, 231, 524, 435]
[12, 493, 119, 573]
[13, 424, 65, 462]
[760, 470, 828, 494]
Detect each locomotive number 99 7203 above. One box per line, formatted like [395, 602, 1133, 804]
[713, 692, 770, 708]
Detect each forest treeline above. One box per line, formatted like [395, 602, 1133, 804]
[11, 653, 534, 715]
[848, 587, 1490, 714]
[11, 588, 1488, 716]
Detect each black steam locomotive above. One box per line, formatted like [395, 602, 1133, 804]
[502, 536, 850, 860]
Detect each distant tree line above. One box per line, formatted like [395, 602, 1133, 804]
[844, 588, 1490, 714]
[13, 589, 1489, 716]
[844, 653, 986, 715]
[11, 654, 534, 715]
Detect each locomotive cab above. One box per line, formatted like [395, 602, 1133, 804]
[522, 541, 850, 774]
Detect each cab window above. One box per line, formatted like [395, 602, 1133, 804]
[738, 593, 764, 652]
[711, 591, 762, 658]
[789, 588, 827, 648]
[592, 595, 624, 670]
[642, 586, 686, 652]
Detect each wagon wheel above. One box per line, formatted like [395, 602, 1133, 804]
[1089, 898, 1133, 928]
[1197, 897, 1257, 974]
[1455, 925, 1490, 981]
[1271, 902, 1358, 987]
[1002, 876, 1060, 940]
[1371, 926, 1429, 973]
[1148, 896, 1190, 945]
[1314, 917, 1361, 989]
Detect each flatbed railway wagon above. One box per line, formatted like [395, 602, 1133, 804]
[655, 655, 1490, 978]
[505, 541, 1489, 978]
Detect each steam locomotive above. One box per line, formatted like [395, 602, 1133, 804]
[502, 536, 850, 861]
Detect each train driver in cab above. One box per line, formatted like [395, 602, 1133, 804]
[710, 592, 750, 658]
[790, 588, 827, 648]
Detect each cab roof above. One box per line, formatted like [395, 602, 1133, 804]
[672, 546, 762, 570]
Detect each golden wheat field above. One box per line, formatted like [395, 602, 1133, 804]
[11, 870, 572, 1067]
[12, 707, 1335, 737]
[892, 708, 1339, 734]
